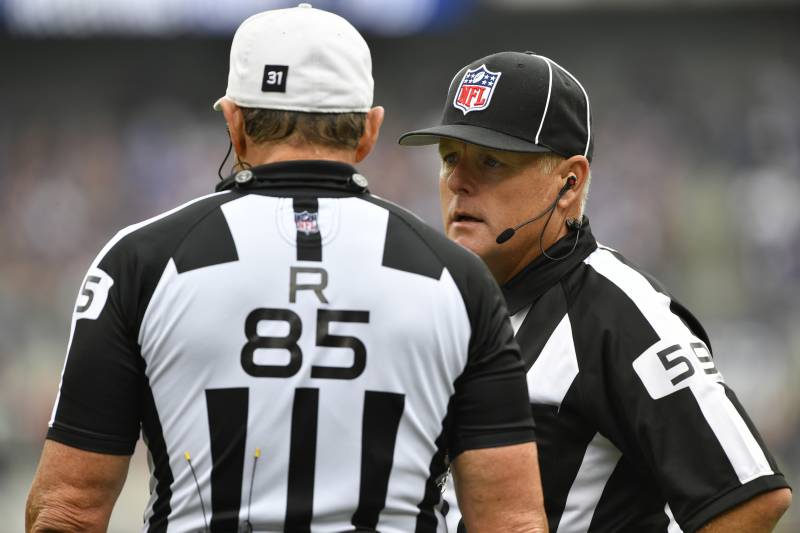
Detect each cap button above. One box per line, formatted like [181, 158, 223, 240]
[234, 169, 254, 185]
[297, 3, 313, 8]
[351, 173, 369, 189]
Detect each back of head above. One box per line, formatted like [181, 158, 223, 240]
[214, 3, 374, 152]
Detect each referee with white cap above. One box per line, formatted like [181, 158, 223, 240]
[26, 8, 547, 533]
[401, 51, 792, 532]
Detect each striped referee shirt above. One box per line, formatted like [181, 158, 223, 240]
[498, 219, 790, 532]
[46, 160, 536, 533]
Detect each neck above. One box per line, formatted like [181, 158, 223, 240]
[242, 142, 356, 167]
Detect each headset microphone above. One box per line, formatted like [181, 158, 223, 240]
[495, 176, 577, 244]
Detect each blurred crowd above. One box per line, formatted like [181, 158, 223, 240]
[0, 5, 798, 530]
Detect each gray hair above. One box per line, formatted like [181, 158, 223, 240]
[537, 153, 591, 218]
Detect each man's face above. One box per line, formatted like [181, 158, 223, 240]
[438, 139, 562, 282]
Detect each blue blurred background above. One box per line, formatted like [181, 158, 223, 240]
[0, 0, 797, 530]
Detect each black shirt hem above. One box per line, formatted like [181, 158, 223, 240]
[450, 429, 537, 460]
[683, 474, 791, 533]
[47, 425, 136, 455]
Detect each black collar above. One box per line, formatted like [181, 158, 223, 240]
[215, 160, 370, 194]
[502, 218, 598, 314]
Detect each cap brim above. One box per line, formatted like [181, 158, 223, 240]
[398, 124, 551, 154]
[212, 96, 225, 111]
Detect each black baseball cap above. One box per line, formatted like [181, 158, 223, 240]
[399, 51, 594, 162]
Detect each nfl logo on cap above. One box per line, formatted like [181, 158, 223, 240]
[453, 64, 501, 115]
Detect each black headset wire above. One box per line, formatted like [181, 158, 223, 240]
[218, 127, 233, 180]
[539, 206, 583, 261]
[537, 178, 583, 261]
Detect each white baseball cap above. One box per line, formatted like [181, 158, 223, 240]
[213, 3, 373, 113]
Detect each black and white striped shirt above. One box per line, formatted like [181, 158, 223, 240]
[498, 220, 789, 532]
[46, 160, 536, 533]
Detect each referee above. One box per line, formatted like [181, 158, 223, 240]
[400, 51, 792, 532]
[26, 11, 547, 533]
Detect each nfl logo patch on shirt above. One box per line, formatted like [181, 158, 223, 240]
[295, 211, 319, 235]
[453, 65, 501, 114]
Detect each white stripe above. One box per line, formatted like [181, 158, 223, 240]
[596, 242, 619, 253]
[557, 432, 622, 533]
[48, 191, 231, 426]
[534, 57, 553, 145]
[527, 313, 578, 408]
[510, 304, 531, 335]
[699, 382, 774, 484]
[665, 503, 684, 533]
[584, 248, 774, 484]
[545, 57, 592, 157]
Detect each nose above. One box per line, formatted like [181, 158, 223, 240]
[445, 160, 476, 196]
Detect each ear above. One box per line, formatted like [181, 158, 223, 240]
[355, 106, 385, 163]
[219, 98, 248, 161]
[557, 155, 590, 214]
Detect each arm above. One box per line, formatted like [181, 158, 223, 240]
[453, 442, 548, 533]
[698, 488, 791, 533]
[30, 238, 144, 531]
[26, 440, 130, 533]
[595, 309, 791, 531]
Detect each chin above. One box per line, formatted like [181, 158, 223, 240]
[450, 234, 490, 259]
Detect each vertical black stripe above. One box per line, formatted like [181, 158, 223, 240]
[352, 391, 406, 529]
[415, 408, 452, 533]
[530, 402, 596, 532]
[141, 376, 173, 533]
[586, 456, 670, 532]
[293, 197, 322, 262]
[206, 388, 249, 532]
[515, 284, 568, 371]
[285, 387, 319, 532]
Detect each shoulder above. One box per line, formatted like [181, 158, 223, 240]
[582, 245, 708, 343]
[361, 193, 494, 287]
[92, 191, 237, 273]
[84, 191, 238, 329]
[565, 245, 711, 364]
[360, 194, 504, 343]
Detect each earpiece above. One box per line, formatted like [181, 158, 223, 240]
[559, 175, 577, 196]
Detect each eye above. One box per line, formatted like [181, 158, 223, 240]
[442, 152, 458, 166]
[484, 156, 502, 168]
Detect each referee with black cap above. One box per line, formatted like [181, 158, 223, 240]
[401, 51, 791, 532]
[26, 11, 548, 533]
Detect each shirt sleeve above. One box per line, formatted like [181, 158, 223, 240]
[47, 234, 144, 455]
[597, 316, 790, 532]
[447, 255, 537, 459]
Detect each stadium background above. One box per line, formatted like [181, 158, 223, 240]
[0, 0, 797, 530]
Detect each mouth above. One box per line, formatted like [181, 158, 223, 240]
[451, 211, 484, 224]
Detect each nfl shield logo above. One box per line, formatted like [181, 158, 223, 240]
[453, 64, 502, 115]
[294, 211, 319, 235]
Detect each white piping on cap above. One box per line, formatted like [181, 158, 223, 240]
[540, 56, 592, 158]
[535, 57, 554, 145]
